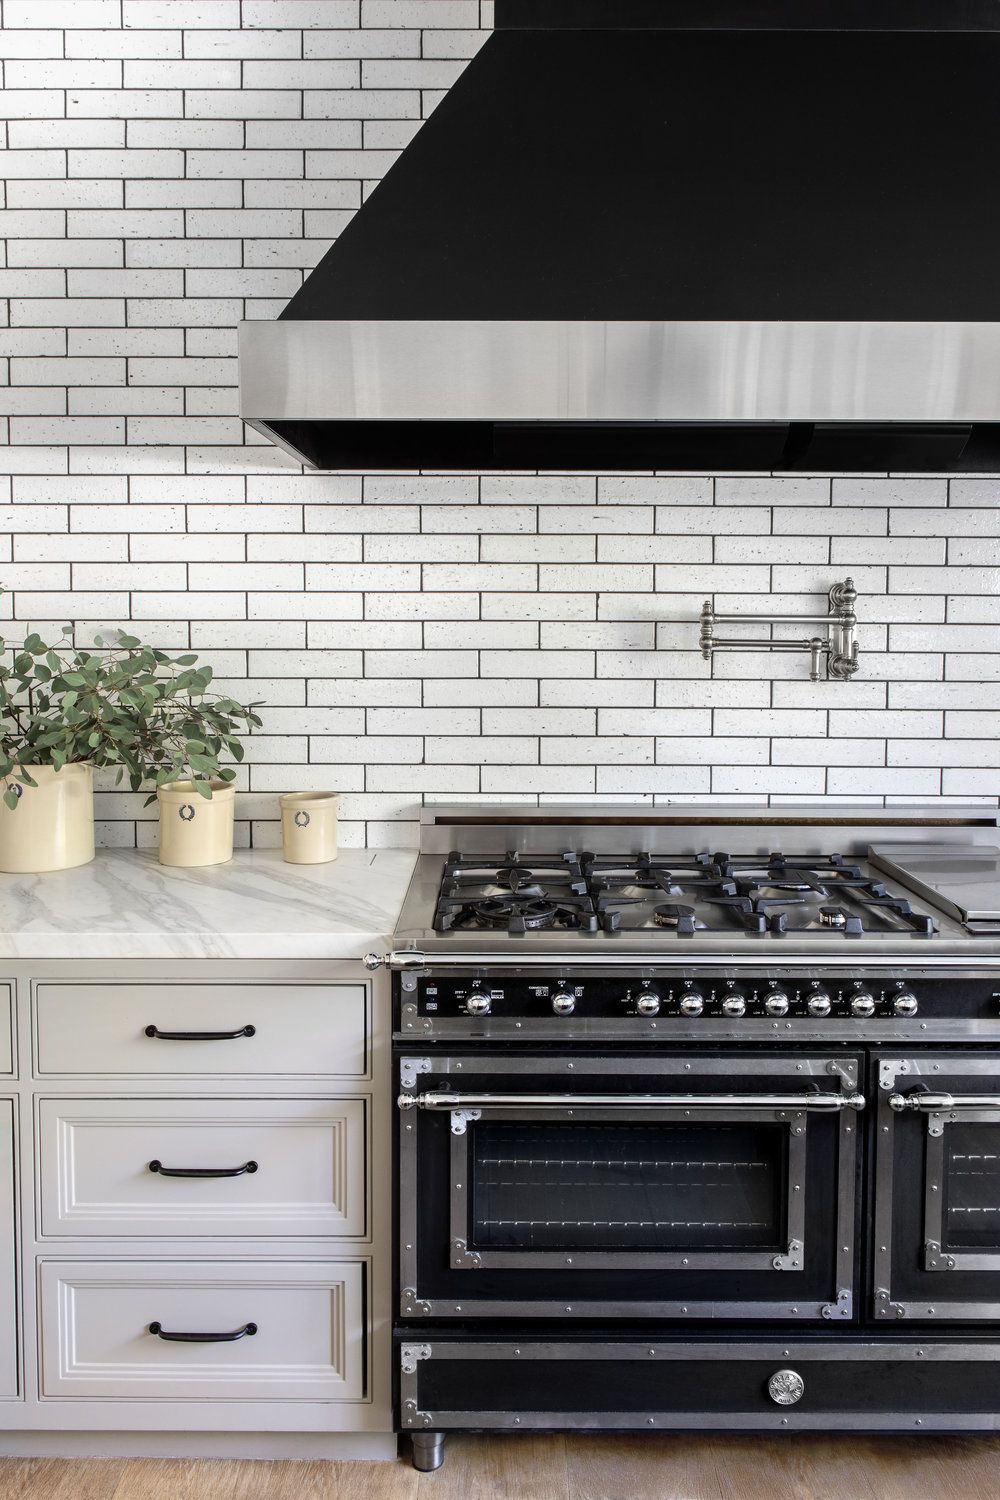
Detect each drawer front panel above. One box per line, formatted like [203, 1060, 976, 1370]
[0, 985, 12, 1075]
[35, 982, 368, 1078]
[399, 1337, 1000, 1430]
[38, 1097, 367, 1239]
[40, 1260, 366, 1401]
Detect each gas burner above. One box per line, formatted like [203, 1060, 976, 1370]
[471, 897, 559, 932]
[431, 847, 938, 940]
[652, 903, 697, 933]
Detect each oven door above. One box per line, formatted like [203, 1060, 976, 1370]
[876, 1052, 1000, 1322]
[398, 1053, 861, 1321]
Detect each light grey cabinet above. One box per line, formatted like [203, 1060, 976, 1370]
[0, 960, 392, 1461]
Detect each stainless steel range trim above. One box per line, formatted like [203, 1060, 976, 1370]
[398, 1053, 858, 1320]
[398, 1013, 1000, 1045]
[239, 320, 1000, 424]
[446, 1105, 809, 1274]
[398, 1054, 858, 1087]
[373, 951, 998, 972]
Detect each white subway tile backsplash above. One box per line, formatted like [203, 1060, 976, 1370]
[0, 6, 992, 846]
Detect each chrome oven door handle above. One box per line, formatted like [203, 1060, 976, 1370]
[889, 1092, 1000, 1113]
[398, 1090, 865, 1113]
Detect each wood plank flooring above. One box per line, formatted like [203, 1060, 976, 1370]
[4, 1435, 1000, 1500]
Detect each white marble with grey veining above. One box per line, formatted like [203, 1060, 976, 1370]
[0, 848, 417, 960]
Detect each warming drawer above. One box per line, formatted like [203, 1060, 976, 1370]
[398, 1336, 1000, 1433]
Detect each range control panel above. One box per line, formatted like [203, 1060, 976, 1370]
[395, 973, 1000, 1033]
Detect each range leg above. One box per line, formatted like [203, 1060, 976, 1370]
[411, 1431, 446, 1471]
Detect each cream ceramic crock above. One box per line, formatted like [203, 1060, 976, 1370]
[0, 762, 95, 874]
[157, 779, 235, 867]
[279, 792, 339, 864]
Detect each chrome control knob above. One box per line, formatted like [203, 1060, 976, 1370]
[721, 994, 746, 1018]
[894, 991, 919, 1017]
[679, 992, 704, 1017]
[635, 992, 661, 1016]
[464, 992, 491, 1017]
[551, 992, 576, 1015]
[851, 991, 876, 1018]
[764, 990, 789, 1017]
[806, 990, 832, 1017]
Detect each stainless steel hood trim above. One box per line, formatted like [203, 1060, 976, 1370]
[239, 319, 1000, 423]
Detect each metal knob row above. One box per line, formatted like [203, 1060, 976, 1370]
[466, 986, 917, 1019]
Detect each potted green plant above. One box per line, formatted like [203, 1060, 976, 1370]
[0, 611, 262, 873]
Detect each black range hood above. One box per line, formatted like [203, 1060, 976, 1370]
[239, 0, 1000, 473]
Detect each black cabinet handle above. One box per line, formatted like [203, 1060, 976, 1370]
[144, 1024, 255, 1041]
[149, 1321, 257, 1343]
[148, 1160, 258, 1179]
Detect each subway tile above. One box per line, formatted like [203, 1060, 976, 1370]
[428, 736, 538, 765]
[305, 88, 420, 119]
[185, 90, 301, 119]
[715, 476, 830, 506]
[242, 1, 359, 23]
[598, 476, 712, 505]
[1, 90, 67, 119]
[0, 2, 994, 840]
[123, 1, 242, 22]
[68, 89, 183, 118]
[832, 477, 948, 507]
[423, 680, 537, 707]
[712, 766, 826, 795]
[67, 27, 183, 58]
[596, 536, 713, 563]
[307, 29, 420, 59]
[596, 766, 710, 795]
[655, 736, 770, 765]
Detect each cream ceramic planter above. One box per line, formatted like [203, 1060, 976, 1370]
[157, 780, 235, 868]
[0, 763, 95, 874]
[279, 792, 339, 864]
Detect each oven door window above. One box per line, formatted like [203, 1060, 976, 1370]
[940, 1122, 1000, 1254]
[468, 1117, 788, 1263]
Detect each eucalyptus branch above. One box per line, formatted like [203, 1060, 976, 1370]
[0, 594, 262, 813]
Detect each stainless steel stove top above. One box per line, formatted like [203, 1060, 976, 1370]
[384, 804, 1000, 966]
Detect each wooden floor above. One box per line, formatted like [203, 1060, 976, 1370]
[4, 1434, 1000, 1500]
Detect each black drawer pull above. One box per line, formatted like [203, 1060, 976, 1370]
[144, 1024, 256, 1041]
[149, 1321, 258, 1343]
[148, 1160, 258, 1179]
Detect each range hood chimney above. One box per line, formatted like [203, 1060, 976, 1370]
[239, 0, 1000, 473]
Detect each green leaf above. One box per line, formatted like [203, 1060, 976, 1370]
[3, 788, 19, 812]
[194, 779, 214, 799]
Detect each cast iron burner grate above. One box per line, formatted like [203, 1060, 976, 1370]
[431, 849, 935, 938]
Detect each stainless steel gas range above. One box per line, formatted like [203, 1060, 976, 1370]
[365, 804, 1000, 1472]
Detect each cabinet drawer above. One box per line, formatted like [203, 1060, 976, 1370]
[39, 1260, 366, 1402]
[35, 981, 368, 1078]
[38, 1097, 367, 1239]
[0, 985, 12, 1075]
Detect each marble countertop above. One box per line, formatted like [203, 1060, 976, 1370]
[0, 848, 417, 960]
